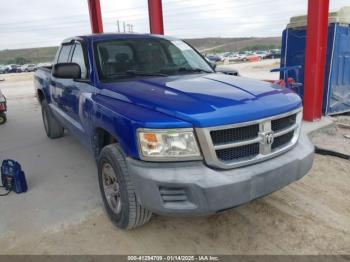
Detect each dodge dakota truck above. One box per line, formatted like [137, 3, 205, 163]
[34, 34, 314, 229]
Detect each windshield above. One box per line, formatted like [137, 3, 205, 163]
[94, 38, 213, 81]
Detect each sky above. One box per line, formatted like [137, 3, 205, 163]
[0, 0, 348, 50]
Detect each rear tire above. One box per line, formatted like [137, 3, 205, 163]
[41, 100, 64, 138]
[0, 112, 6, 125]
[98, 144, 152, 230]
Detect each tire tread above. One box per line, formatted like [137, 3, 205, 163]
[100, 144, 152, 229]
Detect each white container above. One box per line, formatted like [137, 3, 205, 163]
[287, 6, 350, 28]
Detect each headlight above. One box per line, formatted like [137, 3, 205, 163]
[138, 128, 202, 161]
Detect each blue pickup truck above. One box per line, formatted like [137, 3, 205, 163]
[34, 33, 314, 229]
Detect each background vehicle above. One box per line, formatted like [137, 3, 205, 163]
[245, 53, 261, 62]
[0, 88, 7, 124]
[37, 62, 53, 68]
[0, 65, 5, 74]
[206, 54, 222, 62]
[266, 49, 281, 59]
[34, 34, 314, 230]
[19, 64, 37, 72]
[5, 64, 21, 73]
[254, 50, 268, 59]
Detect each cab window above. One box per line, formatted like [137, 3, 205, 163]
[57, 44, 73, 63]
[71, 42, 88, 79]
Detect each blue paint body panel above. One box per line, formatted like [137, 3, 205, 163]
[34, 34, 301, 160]
[281, 23, 350, 115]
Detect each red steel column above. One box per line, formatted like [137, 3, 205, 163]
[87, 0, 104, 33]
[303, 0, 329, 121]
[148, 0, 164, 35]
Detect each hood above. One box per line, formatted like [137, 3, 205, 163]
[100, 73, 301, 127]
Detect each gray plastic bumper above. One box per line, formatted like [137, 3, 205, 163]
[127, 132, 314, 216]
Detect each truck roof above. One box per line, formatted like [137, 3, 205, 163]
[62, 33, 178, 44]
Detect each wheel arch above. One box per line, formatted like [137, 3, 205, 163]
[93, 127, 120, 158]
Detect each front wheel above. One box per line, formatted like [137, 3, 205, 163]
[0, 112, 6, 125]
[98, 144, 152, 230]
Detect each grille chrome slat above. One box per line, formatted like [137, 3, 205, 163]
[196, 108, 302, 170]
[274, 123, 298, 137]
[213, 136, 262, 150]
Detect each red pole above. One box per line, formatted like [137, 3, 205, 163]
[148, 0, 164, 35]
[87, 0, 104, 33]
[303, 0, 329, 121]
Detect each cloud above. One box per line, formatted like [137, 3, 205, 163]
[0, 0, 348, 49]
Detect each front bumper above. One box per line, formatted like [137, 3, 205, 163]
[127, 132, 314, 216]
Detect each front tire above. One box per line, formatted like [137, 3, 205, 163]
[98, 144, 152, 230]
[0, 112, 6, 124]
[41, 100, 64, 138]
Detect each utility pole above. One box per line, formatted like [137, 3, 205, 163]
[116, 20, 134, 33]
[127, 24, 133, 32]
[116, 20, 120, 33]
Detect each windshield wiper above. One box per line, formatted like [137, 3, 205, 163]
[105, 70, 168, 80]
[125, 70, 168, 77]
[177, 67, 212, 74]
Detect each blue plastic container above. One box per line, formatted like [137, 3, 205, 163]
[281, 7, 350, 115]
[1, 160, 27, 194]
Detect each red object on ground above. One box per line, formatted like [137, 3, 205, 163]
[303, 0, 330, 121]
[87, 0, 104, 33]
[148, 0, 164, 35]
[264, 78, 295, 87]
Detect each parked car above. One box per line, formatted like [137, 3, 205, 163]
[20, 64, 37, 72]
[0, 87, 7, 124]
[5, 64, 20, 73]
[245, 53, 261, 62]
[254, 50, 268, 59]
[225, 53, 242, 62]
[37, 62, 53, 68]
[266, 49, 281, 59]
[0, 65, 5, 74]
[206, 54, 222, 62]
[34, 34, 314, 230]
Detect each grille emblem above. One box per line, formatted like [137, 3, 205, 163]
[264, 132, 275, 145]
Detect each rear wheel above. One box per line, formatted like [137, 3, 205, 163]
[41, 100, 64, 138]
[0, 112, 6, 125]
[98, 144, 152, 230]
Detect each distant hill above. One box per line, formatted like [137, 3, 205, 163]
[185, 37, 281, 53]
[0, 37, 281, 64]
[0, 46, 58, 64]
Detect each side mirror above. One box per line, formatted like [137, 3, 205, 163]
[53, 63, 81, 79]
[209, 61, 217, 70]
[215, 67, 240, 76]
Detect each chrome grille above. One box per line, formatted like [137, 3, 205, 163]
[216, 143, 260, 162]
[272, 114, 296, 132]
[210, 124, 259, 145]
[196, 108, 302, 169]
[272, 131, 295, 149]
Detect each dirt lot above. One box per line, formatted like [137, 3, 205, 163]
[0, 67, 349, 255]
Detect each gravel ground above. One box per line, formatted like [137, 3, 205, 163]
[309, 116, 350, 155]
[0, 67, 349, 255]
